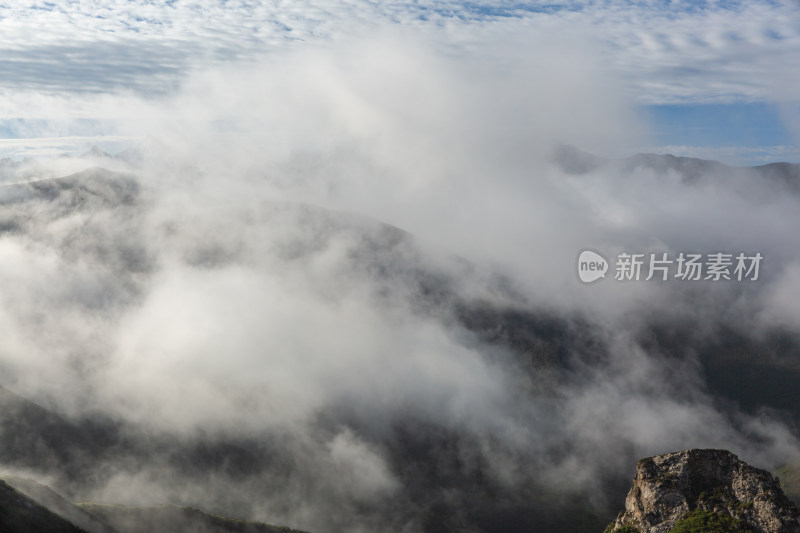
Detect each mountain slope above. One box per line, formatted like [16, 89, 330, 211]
[5, 477, 118, 533]
[778, 464, 800, 507]
[1, 166, 799, 533]
[0, 474, 311, 533]
[76, 503, 310, 533]
[0, 479, 86, 533]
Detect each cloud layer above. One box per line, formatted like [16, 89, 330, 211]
[0, 35, 799, 532]
[0, 0, 798, 103]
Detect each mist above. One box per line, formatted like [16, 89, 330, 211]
[1, 30, 799, 533]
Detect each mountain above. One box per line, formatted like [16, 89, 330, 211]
[0, 475, 310, 533]
[552, 144, 609, 174]
[778, 464, 800, 507]
[1, 165, 799, 532]
[112, 148, 143, 166]
[0, 478, 87, 533]
[76, 503, 310, 533]
[0, 170, 615, 532]
[4, 477, 118, 533]
[606, 449, 800, 533]
[80, 146, 115, 160]
[553, 144, 800, 192]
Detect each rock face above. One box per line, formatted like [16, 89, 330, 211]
[608, 449, 800, 533]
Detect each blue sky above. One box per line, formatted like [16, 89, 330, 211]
[0, 0, 797, 164]
[645, 103, 790, 148]
[642, 103, 797, 164]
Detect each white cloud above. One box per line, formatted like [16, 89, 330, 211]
[0, 1, 796, 163]
[0, 32, 798, 530]
[0, 135, 133, 159]
[0, 1, 797, 104]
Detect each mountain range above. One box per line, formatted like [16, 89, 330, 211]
[0, 147, 798, 532]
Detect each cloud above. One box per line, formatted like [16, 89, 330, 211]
[0, 1, 798, 104]
[2, 1, 797, 164]
[0, 136, 133, 161]
[0, 25, 799, 533]
[0, 41, 191, 94]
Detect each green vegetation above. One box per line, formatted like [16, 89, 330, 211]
[668, 510, 755, 533]
[696, 487, 736, 508]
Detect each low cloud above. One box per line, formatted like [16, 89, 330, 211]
[0, 31, 798, 532]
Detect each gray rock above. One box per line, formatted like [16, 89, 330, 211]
[608, 449, 800, 533]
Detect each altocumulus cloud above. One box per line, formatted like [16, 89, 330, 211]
[0, 0, 797, 100]
[1, 1, 798, 160]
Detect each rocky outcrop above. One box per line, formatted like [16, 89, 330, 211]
[607, 449, 800, 533]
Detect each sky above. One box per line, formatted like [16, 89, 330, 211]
[0, 0, 798, 164]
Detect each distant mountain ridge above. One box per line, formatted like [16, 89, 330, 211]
[553, 144, 800, 191]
